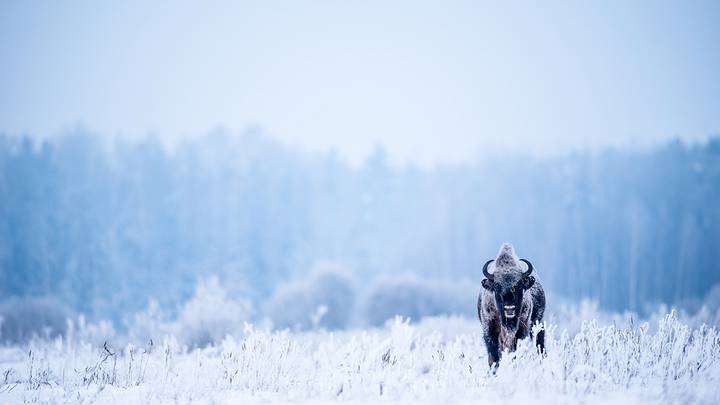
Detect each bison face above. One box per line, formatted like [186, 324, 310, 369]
[481, 259, 535, 328]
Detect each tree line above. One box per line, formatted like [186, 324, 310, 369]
[0, 130, 718, 320]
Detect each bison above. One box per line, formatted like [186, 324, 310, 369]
[477, 243, 545, 367]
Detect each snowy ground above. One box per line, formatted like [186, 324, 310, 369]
[1, 312, 718, 404]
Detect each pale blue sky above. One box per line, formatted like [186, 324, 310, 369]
[1, 0, 718, 166]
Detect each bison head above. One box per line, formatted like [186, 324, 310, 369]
[481, 258, 535, 328]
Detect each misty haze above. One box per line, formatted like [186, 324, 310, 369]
[0, 1, 719, 404]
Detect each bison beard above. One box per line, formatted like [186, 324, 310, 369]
[477, 243, 546, 367]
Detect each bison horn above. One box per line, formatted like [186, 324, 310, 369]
[482, 260, 494, 279]
[520, 258, 534, 277]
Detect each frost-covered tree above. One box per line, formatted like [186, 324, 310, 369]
[0, 130, 718, 324]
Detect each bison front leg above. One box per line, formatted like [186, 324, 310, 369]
[484, 322, 500, 368]
[535, 329, 545, 355]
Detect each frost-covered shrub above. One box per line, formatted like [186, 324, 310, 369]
[362, 275, 476, 326]
[0, 297, 73, 343]
[265, 267, 355, 331]
[122, 277, 253, 347]
[174, 276, 252, 347]
[125, 299, 170, 344]
[547, 298, 640, 334]
[683, 284, 720, 327]
[65, 315, 117, 346]
[702, 284, 720, 326]
[704, 284, 720, 308]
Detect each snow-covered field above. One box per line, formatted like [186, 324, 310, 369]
[1, 311, 718, 404]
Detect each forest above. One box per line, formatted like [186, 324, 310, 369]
[0, 130, 719, 328]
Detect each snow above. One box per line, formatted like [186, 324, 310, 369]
[1, 311, 718, 404]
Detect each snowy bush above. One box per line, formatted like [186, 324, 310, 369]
[548, 299, 638, 334]
[265, 267, 355, 331]
[173, 276, 252, 347]
[700, 284, 720, 326]
[0, 297, 73, 343]
[362, 275, 476, 326]
[112, 277, 254, 347]
[125, 299, 170, 344]
[65, 315, 117, 346]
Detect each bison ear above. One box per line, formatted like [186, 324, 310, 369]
[481, 279, 495, 291]
[523, 276, 535, 290]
